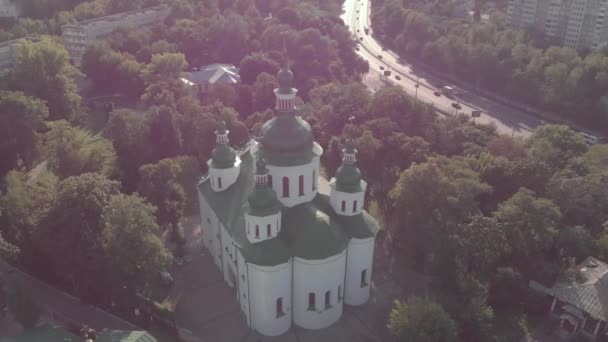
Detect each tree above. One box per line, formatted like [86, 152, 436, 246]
[0, 91, 48, 177]
[0, 170, 57, 250]
[10, 36, 81, 121]
[493, 188, 561, 268]
[6, 274, 40, 330]
[239, 52, 280, 84]
[35, 173, 120, 298]
[141, 53, 189, 107]
[452, 215, 510, 276]
[43, 121, 116, 179]
[147, 106, 182, 160]
[252, 72, 278, 112]
[527, 124, 588, 172]
[137, 158, 187, 228]
[101, 194, 172, 290]
[388, 157, 491, 265]
[388, 297, 458, 342]
[0, 233, 20, 263]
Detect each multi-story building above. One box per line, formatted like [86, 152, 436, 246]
[0, 37, 41, 70]
[507, 0, 608, 51]
[0, 0, 20, 18]
[61, 5, 170, 67]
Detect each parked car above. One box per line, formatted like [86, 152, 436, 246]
[379, 65, 384, 70]
[395, 75, 401, 80]
[433, 90, 441, 96]
[159, 270, 174, 286]
[377, 54, 383, 59]
[451, 102, 462, 109]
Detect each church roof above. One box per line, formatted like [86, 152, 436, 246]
[198, 147, 379, 266]
[259, 115, 314, 166]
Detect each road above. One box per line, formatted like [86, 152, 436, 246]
[341, 0, 550, 138]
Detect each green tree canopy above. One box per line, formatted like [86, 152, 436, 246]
[6, 273, 41, 330]
[101, 194, 172, 289]
[10, 36, 81, 121]
[0, 91, 48, 176]
[388, 297, 458, 342]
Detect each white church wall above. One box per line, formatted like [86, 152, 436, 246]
[329, 179, 367, 216]
[344, 237, 375, 306]
[248, 261, 292, 336]
[220, 226, 237, 288]
[236, 249, 250, 326]
[198, 192, 222, 270]
[293, 251, 346, 330]
[208, 157, 241, 192]
[245, 212, 282, 244]
[267, 156, 319, 208]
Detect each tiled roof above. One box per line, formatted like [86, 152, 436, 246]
[547, 256, 608, 321]
[183, 64, 240, 85]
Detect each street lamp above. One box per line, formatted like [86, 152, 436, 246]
[414, 76, 420, 99]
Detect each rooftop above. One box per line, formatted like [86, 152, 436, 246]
[547, 256, 608, 321]
[182, 64, 240, 85]
[198, 144, 379, 266]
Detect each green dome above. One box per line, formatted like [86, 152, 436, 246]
[277, 67, 294, 94]
[248, 158, 281, 216]
[260, 115, 313, 159]
[211, 121, 236, 169]
[335, 164, 362, 191]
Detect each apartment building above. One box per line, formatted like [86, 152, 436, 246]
[0, 0, 20, 18]
[507, 0, 608, 51]
[0, 37, 41, 70]
[61, 4, 170, 67]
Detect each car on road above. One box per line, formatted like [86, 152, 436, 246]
[379, 65, 384, 70]
[377, 54, 382, 59]
[355, 45, 360, 51]
[360, 37, 363, 41]
[395, 75, 401, 80]
[451, 102, 462, 109]
[433, 90, 441, 96]
[383, 70, 391, 76]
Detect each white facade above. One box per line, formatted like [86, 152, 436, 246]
[207, 157, 241, 192]
[197, 68, 378, 336]
[267, 147, 322, 208]
[344, 237, 375, 306]
[247, 261, 293, 336]
[0, 0, 20, 18]
[293, 251, 346, 330]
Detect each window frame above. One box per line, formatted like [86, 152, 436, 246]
[282, 177, 289, 198]
[325, 290, 332, 309]
[276, 297, 285, 318]
[308, 293, 316, 311]
[360, 269, 368, 288]
[299, 175, 304, 196]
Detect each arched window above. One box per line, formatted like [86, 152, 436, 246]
[276, 297, 284, 317]
[312, 170, 317, 191]
[308, 293, 316, 310]
[217, 177, 222, 189]
[267, 224, 272, 237]
[299, 175, 304, 196]
[268, 174, 273, 187]
[361, 269, 368, 287]
[338, 285, 342, 302]
[341, 200, 346, 212]
[325, 291, 331, 309]
[255, 225, 260, 239]
[353, 200, 358, 213]
[282, 177, 289, 197]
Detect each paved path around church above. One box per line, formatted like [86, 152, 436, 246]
[168, 216, 430, 342]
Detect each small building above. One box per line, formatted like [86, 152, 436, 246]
[180, 64, 240, 97]
[197, 67, 379, 336]
[535, 256, 608, 340]
[61, 5, 170, 67]
[0, 37, 41, 70]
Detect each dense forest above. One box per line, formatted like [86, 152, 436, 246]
[371, 0, 608, 131]
[1, 0, 608, 341]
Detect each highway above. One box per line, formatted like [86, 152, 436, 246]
[341, 0, 549, 138]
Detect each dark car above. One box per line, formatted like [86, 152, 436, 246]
[360, 37, 363, 41]
[379, 65, 384, 70]
[433, 91, 441, 96]
[451, 102, 462, 109]
[355, 45, 360, 51]
[377, 54, 382, 59]
[395, 75, 401, 80]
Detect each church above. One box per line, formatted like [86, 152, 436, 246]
[196, 67, 379, 336]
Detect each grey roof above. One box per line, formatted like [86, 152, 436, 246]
[198, 145, 379, 266]
[547, 256, 608, 321]
[183, 64, 240, 85]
